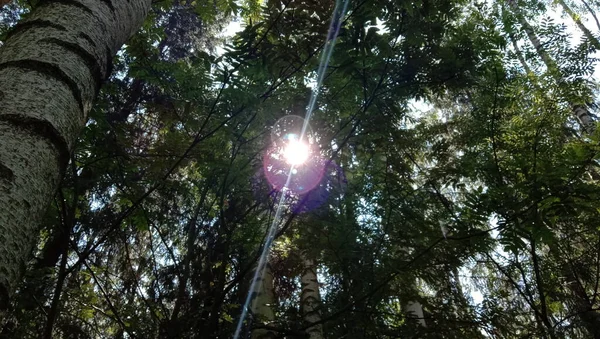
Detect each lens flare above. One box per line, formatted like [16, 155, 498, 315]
[283, 136, 309, 165]
[263, 116, 323, 195]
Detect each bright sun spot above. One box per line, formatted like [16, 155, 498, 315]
[284, 139, 310, 165]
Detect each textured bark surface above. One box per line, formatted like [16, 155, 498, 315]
[251, 263, 276, 339]
[300, 255, 323, 339]
[0, 0, 151, 309]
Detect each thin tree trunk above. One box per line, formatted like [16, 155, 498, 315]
[558, 0, 600, 50]
[403, 301, 426, 327]
[251, 263, 276, 339]
[397, 246, 427, 327]
[565, 268, 600, 338]
[508, 30, 533, 74]
[545, 240, 600, 337]
[0, 0, 151, 314]
[171, 197, 205, 323]
[42, 241, 68, 339]
[206, 238, 231, 336]
[530, 239, 557, 339]
[507, 0, 600, 329]
[300, 254, 324, 339]
[505, 0, 595, 133]
[555, 245, 600, 338]
[581, 0, 600, 32]
[506, 0, 558, 70]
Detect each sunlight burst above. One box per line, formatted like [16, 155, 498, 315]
[283, 137, 310, 166]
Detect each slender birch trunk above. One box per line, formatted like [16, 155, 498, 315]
[251, 263, 277, 339]
[508, 30, 533, 74]
[557, 0, 600, 50]
[506, 5, 600, 328]
[396, 246, 427, 327]
[403, 301, 426, 327]
[581, 0, 600, 32]
[0, 0, 151, 312]
[300, 254, 324, 339]
[505, 0, 595, 133]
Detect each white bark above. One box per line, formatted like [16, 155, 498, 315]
[301, 255, 324, 339]
[0, 0, 151, 309]
[251, 263, 276, 339]
[505, 0, 595, 133]
[508, 27, 533, 74]
[557, 0, 600, 50]
[403, 301, 426, 327]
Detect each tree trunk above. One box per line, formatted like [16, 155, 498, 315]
[300, 254, 324, 339]
[557, 0, 600, 50]
[251, 263, 276, 339]
[506, 0, 558, 71]
[565, 268, 600, 338]
[42, 241, 68, 339]
[398, 246, 427, 327]
[508, 29, 533, 74]
[0, 0, 151, 313]
[505, 3, 600, 333]
[403, 301, 426, 327]
[581, 0, 600, 32]
[554, 247, 600, 338]
[505, 0, 595, 133]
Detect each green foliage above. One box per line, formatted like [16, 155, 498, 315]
[3, 0, 600, 337]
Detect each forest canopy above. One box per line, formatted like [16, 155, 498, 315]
[1, 0, 600, 338]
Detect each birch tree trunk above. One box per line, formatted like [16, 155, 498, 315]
[507, 4, 600, 332]
[403, 301, 426, 327]
[300, 254, 324, 339]
[557, 0, 600, 50]
[581, 0, 600, 32]
[505, 0, 595, 133]
[0, 0, 151, 311]
[508, 30, 533, 74]
[251, 263, 277, 339]
[396, 246, 427, 327]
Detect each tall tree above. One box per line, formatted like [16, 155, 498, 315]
[505, 0, 596, 132]
[0, 0, 151, 313]
[557, 0, 600, 50]
[2, 0, 600, 338]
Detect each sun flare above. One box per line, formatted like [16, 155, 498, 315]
[284, 139, 310, 165]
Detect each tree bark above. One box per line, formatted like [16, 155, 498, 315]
[508, 29, 533, 74]
[403, 301, 426, 327]
[506, 0, 558, 71]
[0, 0, 151, 313]
[251, 263, 277, 339]
[42, 239, 68, 339]
[397, 246, 427, 327]
[565, 268, 600, 338]
[581, 0, 600, 32]
[300, 254, 324, 339]
[557, 0, 600, 50]
[506, 2, 600, 333]
[505, 0, 595, 133]
[552, 245, 600, 338]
